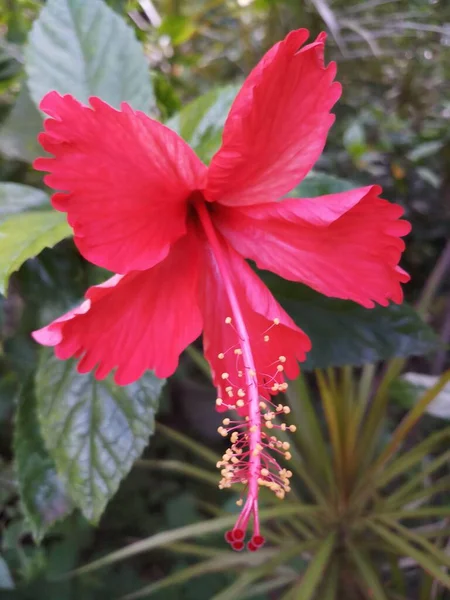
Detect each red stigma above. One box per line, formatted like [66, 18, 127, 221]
[231, 541, 245, 551]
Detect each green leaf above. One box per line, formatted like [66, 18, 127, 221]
[343, 121, 367, 160]
[285, 534, 335, 600]
[0, 85, 43, 162]
[368, 521, 450, 590]
[35, 350, 166, 523]
[0, 555, 14, 589]
[0, 210, 71, 295]
[74, 505, 318, 576]
[287, 172, 354, 197]
[25, 0, 155, 112]
[266, 276, 438, 370]
[401, 372, 450, 419]
[0, 183, 48, 219]
[167, 85, 238, 163]
[159, 15, 196, 46]
[14, 379, 72, 542]
[347, 545, 389, 600]
[407, 141, 443, 162]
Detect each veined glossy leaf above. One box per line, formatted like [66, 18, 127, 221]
[14, 379, 72, 542]
[265, 275, 438, 370]
[35, 350, 165, 523]
[26, 0, 155, 112]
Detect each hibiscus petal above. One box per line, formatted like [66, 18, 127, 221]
[205, 29, 341, 206]
[32, 234, 203, 384]
[214, 186, 411, 309]
[198, 235, 311, 407]
[34, 92, 206, 273]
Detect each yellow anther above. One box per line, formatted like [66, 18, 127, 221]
[231, 432, 239, 443]
[234, 348, 243, 355]
[286, 470, 293, 478]
[264, 335, 270, 342]
[218, 353, 225, 359]
[216, 461, 223, 468]
[231, 456, 239, 464]
[261, 468, 269, 477]
[277, 364, 284, 372]
[225, 317, 232, 324]
[279, 355, 286, 363]
[227, 391, 234, 398]
[221, 372, 229, 380]
[281, 423, 287, 431]
[222, 418, 230, 426]
[225, 386, 233, 392]
[284, 452, 292, 460]
[271, 384, 280, 392]
[289, 425, 297, 433]
[276, 490, 285, 499]
[238, 370, 243, 377]
[277, 404, 283, 411]
[283, 406, 291, 414]
[236, 499, 243, 507]
[280, 382, 289, 391]
[273, 318, 280, 325]
[216, 398, 223, 406]
[237, 389, 245, 398]
[282, 442, 290, 450]
[249, 369, 256, 377]
[236, 399, 245, 408]
[249, 425, 257, 433]
[266, 421, 274, 429]
[259, 401, 267, 409]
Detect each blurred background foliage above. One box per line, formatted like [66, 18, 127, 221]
[0, 0, 450, 598]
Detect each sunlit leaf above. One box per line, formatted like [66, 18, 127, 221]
[26, 0, 155, 112]
[14, 379, 72, 542]
[0, 210, 71, 295]
[167, 85, 238, 163]
[159, 15, 196, 46]
[35, 350, 165, 523]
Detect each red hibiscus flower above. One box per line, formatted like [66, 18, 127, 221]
[32, 29, 410, 551]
